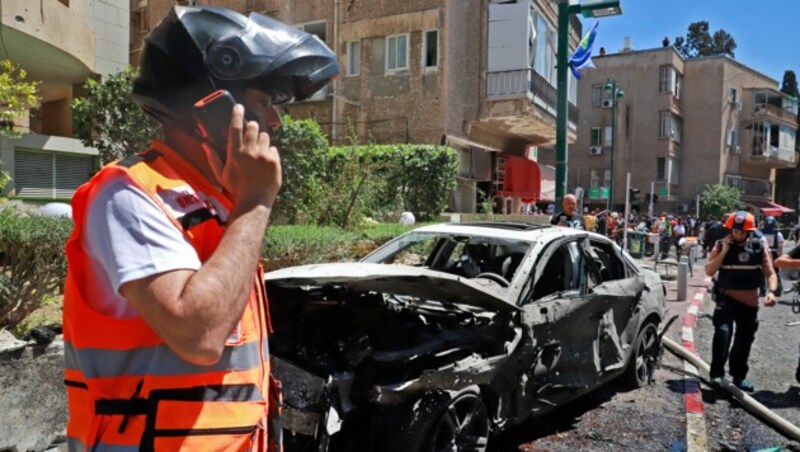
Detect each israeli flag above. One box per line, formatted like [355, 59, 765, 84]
[568, 21, 599, 80]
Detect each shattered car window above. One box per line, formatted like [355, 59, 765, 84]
[363, 232, 532, 282]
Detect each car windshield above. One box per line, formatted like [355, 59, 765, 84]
[362, 231, 532, 283]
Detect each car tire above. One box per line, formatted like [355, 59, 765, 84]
[375, 386, 490, 452]
[623, 322, 659, 388]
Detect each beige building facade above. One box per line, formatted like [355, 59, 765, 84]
[1, 0, 130, 199]
[571, 46, 797, 215]
[130, 0, 582, 213]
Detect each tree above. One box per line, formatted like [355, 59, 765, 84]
[700, 183, 744, 219]
[73, 67, 161, 164]
[0, 59, 40, 137]
[673, 21, 736, 59]
[781, 70, 799, 97]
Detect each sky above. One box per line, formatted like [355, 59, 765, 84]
[581, 0, 799, 84]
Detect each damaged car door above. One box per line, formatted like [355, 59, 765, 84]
[517, 238, 599, 409]
[583, 238, 646, 376]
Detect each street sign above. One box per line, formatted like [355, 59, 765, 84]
[658, 187, 668, 197]
[588, 187, 609, 199]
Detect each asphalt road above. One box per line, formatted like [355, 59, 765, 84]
[492, 254, 800, 451]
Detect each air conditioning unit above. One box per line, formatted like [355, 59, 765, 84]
[733, 145, 741, 154]
[589, 146, 603, 156]
[677, 204, 689, 213]
[601, 99, 614, 109]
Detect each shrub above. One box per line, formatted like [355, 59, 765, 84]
[271, 115, 330, 224]
[0, 209, 72, 330]
[262, 225, 361, 271]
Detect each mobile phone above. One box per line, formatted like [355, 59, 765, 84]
[193, 89, 236, 163]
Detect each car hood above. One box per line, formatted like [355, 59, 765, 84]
[264, 263, 520, 312]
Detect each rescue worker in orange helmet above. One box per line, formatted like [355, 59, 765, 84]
[705, 211, 778, 392]
[62, 6, 338, 450]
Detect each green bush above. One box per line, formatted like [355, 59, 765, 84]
[0, 209, 72, 330]
[262, 224, 361, 271]
[271, 115, 330, 224]
[325, 144, 458, 224]
[360, 223, 422, 244]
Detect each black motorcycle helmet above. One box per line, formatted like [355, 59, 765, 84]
[133, 6, 339, 129]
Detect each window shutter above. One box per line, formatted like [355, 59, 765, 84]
[55, 154, 94, 198]
[14, 151, 53, 198]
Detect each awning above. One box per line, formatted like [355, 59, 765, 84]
[750, 200, 795, 217]
[495, 156, 555, 202]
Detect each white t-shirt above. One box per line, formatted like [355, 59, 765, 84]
[84, 176, 202, 319]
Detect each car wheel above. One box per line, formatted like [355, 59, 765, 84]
[623, 322, 659, 388]
[376, 386, 490, 452]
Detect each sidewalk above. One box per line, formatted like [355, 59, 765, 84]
[637, 252, 713, 452]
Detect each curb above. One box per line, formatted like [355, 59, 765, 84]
[683, 276, 712, 452]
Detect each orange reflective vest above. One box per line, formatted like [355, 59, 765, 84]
[63, 141, 276, 451]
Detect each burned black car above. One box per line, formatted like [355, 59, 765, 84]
[265, 222, 666, 451]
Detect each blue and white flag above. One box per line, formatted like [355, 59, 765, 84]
[568, 21, 599, 80]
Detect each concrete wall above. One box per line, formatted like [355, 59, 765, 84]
[84, 0, 130, 76]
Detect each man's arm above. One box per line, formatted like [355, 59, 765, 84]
[762, 250, 778, 306]
[120, 105, 280, 365]
[705, 237, 729, 276]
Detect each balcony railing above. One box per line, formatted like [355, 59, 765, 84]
[751, 145, 796, 164]
[753, 103, 798, 124]
[487, 69, 578, 125]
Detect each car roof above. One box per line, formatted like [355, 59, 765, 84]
[410, 222, 591, 243]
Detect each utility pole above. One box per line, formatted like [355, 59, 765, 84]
[605, 79, 624, 210]
[555, 0, 622, 206]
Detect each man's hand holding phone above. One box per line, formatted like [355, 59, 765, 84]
[193, 90, 281, 209]
[222, 104, 282, 210]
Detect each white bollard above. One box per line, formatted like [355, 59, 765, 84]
[678, 256, 689, 301]
[654, 239, 660, 264]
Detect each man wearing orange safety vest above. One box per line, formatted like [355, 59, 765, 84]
[62, 6, 339, 450]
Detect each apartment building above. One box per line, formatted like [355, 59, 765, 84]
[571, 45, 797, 216]
[0, 0, 130, 200]
[130, 0, 581, 213]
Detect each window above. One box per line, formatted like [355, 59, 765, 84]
[656, 157, 666, 181]
[674, 73, 683, 99]
[589, 168, 611, 189]
[592, 85, 603, 106]
[659, 65, 674, 93]
[670, 115, 682, 143]
[728, 86, 738, 103]
[347, 41, 360, 76]
[669, 157, 680, 185]
[658, 111, 670, 138]
[604, 126, 613, 147]
[423, 30, 438, 69]
[590, 127, 602, 146]
[587, 240, 626, 283]
[385, 34, 409, 72]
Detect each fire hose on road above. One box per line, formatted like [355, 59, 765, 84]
[661, 336, 800, 442]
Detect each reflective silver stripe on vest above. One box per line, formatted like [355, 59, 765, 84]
[719, 265, 761, 270]
[68, 437, 140, 452]
[64, 339, 269, 379]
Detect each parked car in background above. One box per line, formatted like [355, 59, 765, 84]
[265, 222, 666, 451]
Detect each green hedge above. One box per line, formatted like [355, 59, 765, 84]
[0, 208, 72, 330]
[261, 223, 424, 271]
[272, 117, 457, 227]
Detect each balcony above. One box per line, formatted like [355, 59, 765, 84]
[477, 69, 578, 154]
[746, 88, 798, 128]
[486, 69, 578, 126]
[747, 145, 797, 169]
[725, 174, 772, 200]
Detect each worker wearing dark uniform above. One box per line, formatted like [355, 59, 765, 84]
[705, 211, 778, 391]
[773, 244, 800, 384]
